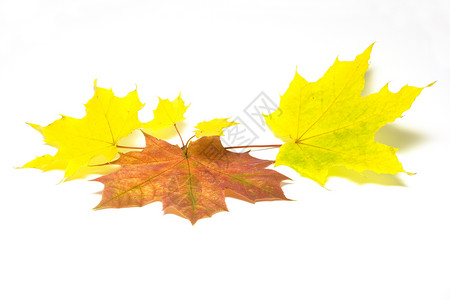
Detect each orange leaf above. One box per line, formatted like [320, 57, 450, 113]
[94, 131, 290, 224]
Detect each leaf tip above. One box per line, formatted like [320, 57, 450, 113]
[426, 81, 436, 88]
[26, 122, 44, 134]
[364, 42, 375, 55]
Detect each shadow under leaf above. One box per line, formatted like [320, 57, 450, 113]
[361, 68, 376, 97]
[375, 124, 427, 151]
[327, 166, 407, 187]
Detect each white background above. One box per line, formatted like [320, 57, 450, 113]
[1, 0, 450, 299]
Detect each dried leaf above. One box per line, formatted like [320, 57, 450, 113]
[94, 132, 289, 224]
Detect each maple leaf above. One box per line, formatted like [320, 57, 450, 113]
[194, 118, 238, 137]
[22, 80, 144, 178]
[21, 153, 68, 171]
[264, 44, 433, 186]
[94, 131, 289, 224]
[143, 94, 189, 131]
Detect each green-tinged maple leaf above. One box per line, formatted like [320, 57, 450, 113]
[264, 44, 433, 186]
[194, 118, 238, 137]
[94, 131, 289, 224]
[22, 80, 144, 178]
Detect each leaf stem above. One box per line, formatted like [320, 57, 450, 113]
[116, 145, 145, 150]
[185, 135, 196, 146]
[174, 123, 185, 148]
[224, 144, 282, 150]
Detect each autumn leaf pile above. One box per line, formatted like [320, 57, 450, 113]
[21, 45, 432, 224]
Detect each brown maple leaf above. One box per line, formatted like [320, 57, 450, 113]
[94, 132, 290, 224]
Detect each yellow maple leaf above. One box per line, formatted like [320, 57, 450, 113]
[23, 80, 144, 178]
[264, 44, 433, 186]
[143, 94, 189, 131]
[194, 118, 238, 137]
[22, 154, 68, 171]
